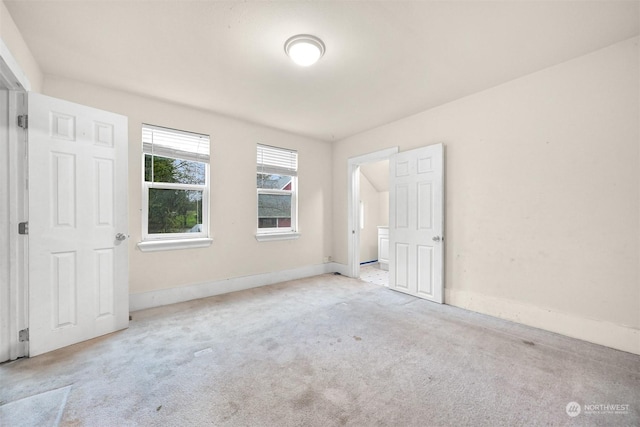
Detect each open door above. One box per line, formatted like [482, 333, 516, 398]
[389, 143, 444, 303]
[27, 93, 129, 356]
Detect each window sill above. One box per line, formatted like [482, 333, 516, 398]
[137, 238, 213, 252]
[255, 232, 301, 242]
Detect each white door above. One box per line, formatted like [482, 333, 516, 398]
[389, 143, 444, 303]
[28, 93, 129, 356]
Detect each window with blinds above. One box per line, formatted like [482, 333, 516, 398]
[142, 124, 209, 239]
[143, 124, 210, 163]
[256, 144, 298, 234]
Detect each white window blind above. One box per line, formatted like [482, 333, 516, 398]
[143, 124, 210, 162]
[257, 144, 298, 176]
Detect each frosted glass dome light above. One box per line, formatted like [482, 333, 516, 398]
[285, 35, 325, 67]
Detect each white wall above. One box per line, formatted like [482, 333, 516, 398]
[359, 171, 381, 263]
[332, 37, 639, 354]
[0, 1, 41, 91]
[379, 191, 389, 226]
[43, 76, 333, 297]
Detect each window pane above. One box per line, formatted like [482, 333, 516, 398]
[145, 154, 206, 185]
[257, 173, 293, 190]
[258, 193, 291, 228]
[258, 218, 277, 228]
[148, 189, 203, 234]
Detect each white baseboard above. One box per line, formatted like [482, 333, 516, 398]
[445, 288, 640, 355]
[131, 264, 638, 355]
[331, 262, 350, 276]
[130, 262, 345, 312]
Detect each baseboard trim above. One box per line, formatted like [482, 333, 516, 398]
[445, 288, 640, 355]
[130, 262, 345, 312]
[331, 262, 350, 277]
[131, 265, 637, 355]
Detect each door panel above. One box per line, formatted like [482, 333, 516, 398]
[28, 93, 129, 356]
[417, 182, 433, 230]
[417, 245, 434, 297]
[395, 184, 409, 228]
[52, 251, 76, 328]
[395, 243, 410, 289]
[389, 143, 444, 303]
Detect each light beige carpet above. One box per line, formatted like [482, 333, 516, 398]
[1, 274, 638, 426]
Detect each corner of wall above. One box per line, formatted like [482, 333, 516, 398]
[0, 0, 43, 92]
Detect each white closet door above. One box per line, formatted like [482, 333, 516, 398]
[28, 93, 129, 356]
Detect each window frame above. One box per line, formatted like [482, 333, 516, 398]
[140, 124, 211, 245]
[256, 144, 299, 240]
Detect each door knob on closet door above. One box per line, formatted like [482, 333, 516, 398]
[432, 236, 441, 242]
[115, 233, 128, 241]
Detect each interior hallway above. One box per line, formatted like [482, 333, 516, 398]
[1, 274, 638, 426]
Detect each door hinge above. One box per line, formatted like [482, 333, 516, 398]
[17, 114, 28, 129]
[18, 222, 28, 235]
[19, 328, 29, 342]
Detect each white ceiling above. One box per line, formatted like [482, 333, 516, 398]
[5, 1, 639, 142]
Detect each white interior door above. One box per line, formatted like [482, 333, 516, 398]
[28, 93, 129, 356]
[389, 143, 444, 303]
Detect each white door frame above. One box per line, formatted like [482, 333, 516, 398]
[347, 147, 398, 278]
[0, 38, 31, 361]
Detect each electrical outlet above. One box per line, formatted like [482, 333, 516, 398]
[323, 256, 332, 263]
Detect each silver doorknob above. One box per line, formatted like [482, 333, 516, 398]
[115, 233, 128, 241]
[432, 236, 441, 242]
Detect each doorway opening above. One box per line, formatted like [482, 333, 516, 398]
[347, 147, 398, 282]
[349, 144, 445, 303]
[358, 160, 390, 287]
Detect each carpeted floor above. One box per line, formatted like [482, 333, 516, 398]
[1, 274, 638, 426]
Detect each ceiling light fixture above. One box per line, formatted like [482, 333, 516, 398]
[284, 34, 325, 67]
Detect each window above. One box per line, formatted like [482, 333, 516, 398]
[141, 124, 210, 246]
[256, 144, 299, 240]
